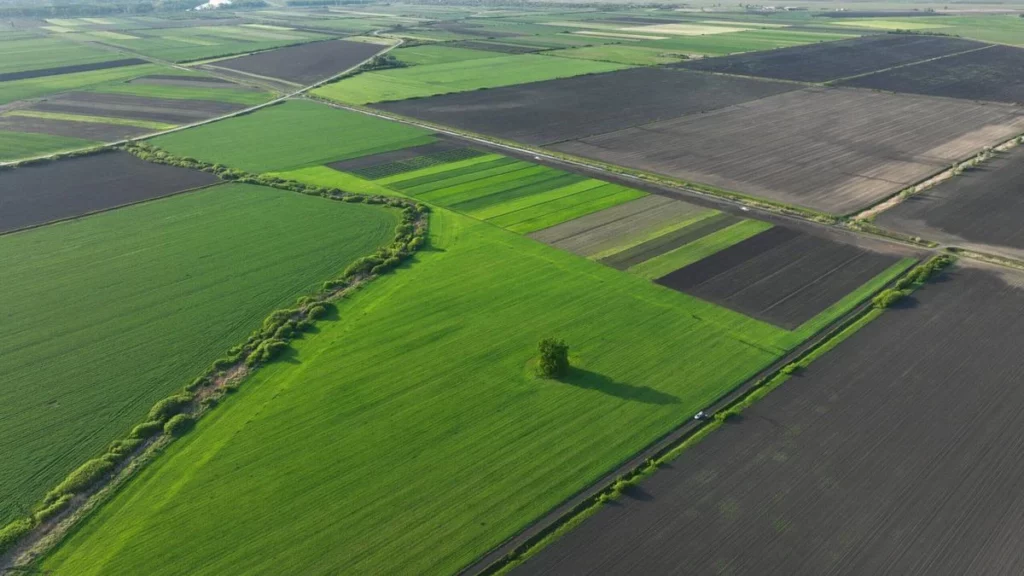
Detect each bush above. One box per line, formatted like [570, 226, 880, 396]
[106, 437, 143, 460]
[781, 363, 801, 375]
[873, 288, 906, 309]
[538, 338, 570, 379]
[0, 517, 35, 554]
[164, 414, 194, 437]
[306, 304, 328, 319]
[34, 493, 72, 523]
[51, 458, 115, 497]
[130, 420, 165, 439]
[147, 393, 192, 422]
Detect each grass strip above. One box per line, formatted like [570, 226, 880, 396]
[506, 187, 648, 234]
[466, 179, 608, 221]
[585, 209, 720, 261]
[629, 220, 772, 280]
[399, 161, 538, 196]
[5, 110, 176, 130]
[374, 154, 509, 187]
[447, 172, 586, 213]
[601, 212, 740, 271]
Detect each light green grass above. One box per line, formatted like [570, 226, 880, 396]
[88, 81, 273, 106]
[504, 186, 646, 234]
[0, 183, 397, 526]
[5, 110, 175, 130]
[391, 44, 502, 66]
[151, 100, 435, 172]
[42, 208, 796, 575]
[548, 44, 689, 65]
[630, 220, 773, 279]
[269, 165, 404, 197]
[0, 37, 120, 74]
[0, 130, 97, 161]
[314, 53, 630, 104]
[0, 63, 161, 105]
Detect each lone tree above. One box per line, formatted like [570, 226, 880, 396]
[538, 338, 570, 379]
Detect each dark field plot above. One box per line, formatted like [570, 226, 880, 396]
[552, 88, 1024, 214]
[839, 44, 1024, 104]
[375, 68, 799, 145]
[0, 58, 146, 83]
[676, 34, 986, 82]
[449, 40, 541, 54]
[876, 146, 1024, 258]
[30, 92, 245, 124]
[128, 74, 243, 89]
[327, 137, 461, 172]
[327, 137, 484, 179]
[212, 39, 384, 85]
[0, 151, 217, 233]
[519, 266, 1024, 576]
[656, 226, 901, 328]
[0, 115, 150, 141]
[601, 213, 742, 270]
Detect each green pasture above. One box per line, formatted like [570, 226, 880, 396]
[151, 100, 434, 172]
[0, 183, 396, 525]
[0, 37, 121, 75]
[0, 63, 163, 105]
[0, 131, 97, 162]
[391, 44, 502, 66]
[43, 208, 799, 575]
[314, 53, 630, 104]
[89, 81, 273, 106]
[548, 44, 689, 65]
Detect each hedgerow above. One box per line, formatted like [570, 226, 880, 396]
[164, 414, 194, 437]
[147, 393, 193, 423]
[0, 517, 34, 555]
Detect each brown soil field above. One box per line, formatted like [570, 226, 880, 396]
[212, 39, 384, 85]
[602, 213, 742, 270]
[519, 264, 1024, 576]
[374, 68, 799, 145]
[838, 44, 1024, 105]
[0, 58, 146, 83]
[676, 34, 986, 83]
[876, 146, 1024, 259]
[0, 115, 150, 141]
[656, 226, 901, 328]
[551, 87, 1024, 214]
[0, 151, 218, 233]
[529, 195, 707, 257]
[29, 92, 245, 124]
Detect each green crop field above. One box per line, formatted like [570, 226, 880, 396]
[0, 183, 397, 525]
[151, 100, 435, 172]
[43, 207, 804, 575]
[314, 53, 630, 104]
[547, 44, 689, 65]
[89, 81, 273, 106]
[0, 63, 163, 105]
[0, 131, 98, 161]
[0, 37, 121, 74]
[81, 25, 328, 62]
[390, 44, 501, 66]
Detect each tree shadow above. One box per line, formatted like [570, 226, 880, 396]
[620, 484, 655, 502]
[562, 367, 680, 405]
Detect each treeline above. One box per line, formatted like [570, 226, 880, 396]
[0, 142, 429, 560]
[873, 254, 954, 309]
[0, 0, 265, 18]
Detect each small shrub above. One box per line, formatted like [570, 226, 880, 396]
[306, 304, 328, 319]
[537, 338, 570, 379]
[51, 458, 115, 497]
[106, 437, 143, 460]
[873, 288, 906, 309]
[781, 363, 801, 375]
[0, 517, 35, 554]
[130, 420, 164, 439]
[34, 493, 72, 523]
[147, 393, 192, 422]
[164, 414, 194, 437]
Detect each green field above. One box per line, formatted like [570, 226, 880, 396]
[314, 53, 630, 104]
[0, 37, 121, 74]
[6, 110, 175, 130]
[43, 207, 803, 575]
[0, 63, 163, 105]
[0, 183, 397, 525]
[89, 80, 273, 106]
[390, 44, 502, 66]
[151, 100, 434, 172]
[81, 25, 328, 62]
[0, 131, 98, 161]
[636, 28, 855, 56]
[548, 43, 689, 65]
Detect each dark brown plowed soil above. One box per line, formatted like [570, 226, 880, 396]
[0, 116, 150, 141]
[838, 44, 1024, 105]
[876, 146, 1024, 258]
[374, 68, 799, 145]
[519, 266, 1024, 576]
[656, 226, 899, 328]
[600, 213, 742, 270]
[0, 151, 218, 233]
[213, 39, 384, 85]
[28, 92, 245, 124]
[676, 34, 987, 83]
[0, 58, 147, 83]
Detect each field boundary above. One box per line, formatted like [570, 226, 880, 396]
[0, 145, 431, 573]
[458, 255, 948, 576]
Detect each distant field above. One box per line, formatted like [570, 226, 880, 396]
[0, 183, 397, 526]
[151, 100, 435, 172]
[209, 39, 385, 85]
[83, 25, 328, 62]
[635, 28, 855, 56]
[0, 130, 96, 162]
[0, 37, 124, 75]
[42, 208, 803, 575]
[838, 44, 1024, 105]
[0, 63, 161, 105]
[391, 44, 501, 66]
[547, 44, 688, 65]
[677, 34, 986, 82]
[314, 53, 629, 104]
